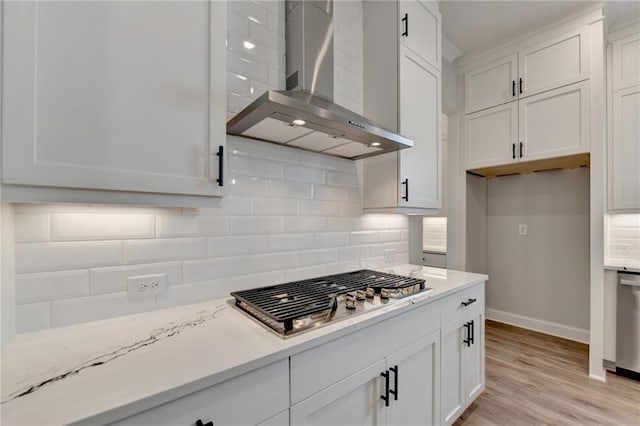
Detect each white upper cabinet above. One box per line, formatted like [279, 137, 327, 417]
[363, 0, 442, 213]
[463, 22, 594, 171]
[464, 55, 518, 114]
[610, 85, 640, 210]
[466, 102, 518, 169]
[2, 1, 226, 201]
[612, 33, 640, 91]
[518, 81, 590, 162]
[464, 26, 590, 114]
[518, 27, 590, 98]
[399, 46, 441, 209]
[399, 0, 441, 70]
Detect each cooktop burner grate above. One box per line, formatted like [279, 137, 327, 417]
[231, 269, 426, 335]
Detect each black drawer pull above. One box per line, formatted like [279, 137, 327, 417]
[196, 420, 213, 426]
[381, 370, 390, 406]
[519, 141, 523, 158]
[512, 143, 516, 159]
[461, 298, 477, 307]
[390, 365, 398, 401]
[519, 77, 523, 94]
[470, 319, 475, 345]
[401, 178, 409, 202]
[463, 322, 471, 347]
[512, 80, 516, 97]
[401, 13, 408, 37]
[216, 145, 224, 187]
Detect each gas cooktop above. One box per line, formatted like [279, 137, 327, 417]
[231, 269, 432, 337]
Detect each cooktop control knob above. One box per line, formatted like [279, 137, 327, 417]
[380, 288, 390, 299]
[356, 289, 366, 300]
[365, 287, 375, 298]
[345, 293, 356, 310]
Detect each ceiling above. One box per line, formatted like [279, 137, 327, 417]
[441, 1, 639, 56]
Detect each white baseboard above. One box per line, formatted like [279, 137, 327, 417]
[486, 308, 590, 344]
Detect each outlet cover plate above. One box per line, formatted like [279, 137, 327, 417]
[127, 273, 168, 299]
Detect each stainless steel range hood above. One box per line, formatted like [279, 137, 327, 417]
[226, 0, 413, 160]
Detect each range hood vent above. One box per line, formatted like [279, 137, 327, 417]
[226, 0, 413, 160]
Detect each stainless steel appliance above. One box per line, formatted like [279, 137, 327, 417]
[616, 272, 640, 380]
[226, 1, 413, 160]
[231, 269, 432, 337]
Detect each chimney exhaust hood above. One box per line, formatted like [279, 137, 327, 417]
[226, 0, 413, 160]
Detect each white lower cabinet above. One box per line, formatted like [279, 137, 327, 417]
[291, 330, 440, 426]
[440, 287, 485, 426]
[109, 359, 289, 426]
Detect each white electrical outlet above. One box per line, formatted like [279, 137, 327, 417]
[518, 224, 528, 236]
[384, 249, 396, 266]
[127, 273, 168, 299]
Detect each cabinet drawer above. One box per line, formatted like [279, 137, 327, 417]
[110, 359, 289, 426]
[441, 283, 484, 326]
[290, 300, 441, 404]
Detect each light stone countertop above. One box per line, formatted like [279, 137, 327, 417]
[1, 265, 488, 425]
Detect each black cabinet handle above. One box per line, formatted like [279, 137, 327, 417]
[512, 80, 516, 97]
[216, 145, 224, 187]
[196, 420, 213, 426]
[380, 370, 390, 406]
[463, 322, 471, 347]
[519, 77, 523, 94]
[470, 320, 475, 345]
[401, 178, 409, 202]
[512, 143, 516, 159]
[519, 141, 523, 158]
[389, 365, 398, 401]
[461, 298, 477, 307]
[401, 13, 408, 37]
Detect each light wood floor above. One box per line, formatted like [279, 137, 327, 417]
[454, 320, 640, 426]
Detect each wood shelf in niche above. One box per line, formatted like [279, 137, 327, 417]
[467, 153, 590, 178]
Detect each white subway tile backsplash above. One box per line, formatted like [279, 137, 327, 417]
[229, 155, 284, 179]
[16, 270, 89, 304]
[155, 215, 198, 237]
[183, 256, 249, 282]
[368, 243, 397, 257]
[16, 302, 51, 333]
[51, 293, 156, 328]
[378, 230, 403, 243]
[157, 279, 230, 309]
[15, 213, 50, 243]
[230, 216, 284, 235]
[208, 235, 268, 257]
[327, 171, 360, 188]
[229, 271, 285, 292]
[284, 165, 326, 185]
[90, 262, 181, 295]
[249, 140, 300, 164]
[299, 200, 342, 217]
[51, 213, 154, 241]
[284, 265, 326, 282]
[284, 216, 327, 233]
[268, 233, 313, 251]
[300, 248, 338, 267]
[125, 238, 206, 264]
[361, 214, 408, 230]
[314, 185, 349, 201]
[227, 10, 250, 37]
[327, 217, 360, 231]
[196, 216, 230, 236]
[227, 1, 269, 29]
[16, 241, 123, 273]
[269, 180, 313, 199]
[314, 232, 350, 248]
[228, 50, 270, 85]
[227, 176, 270, 195]
[325, 260, 360, 275]
[350, 231, 378, 245]
[249, 251, 299, 273]
[337, 245, 369, 261]
[251, 197, 299, 216]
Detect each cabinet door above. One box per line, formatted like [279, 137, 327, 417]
[399, 45, 441, 209]
[398, 0, 441, 70]
[2, 1, 225, 197]
[290, 359, 386, 426]
[518, 26, 590, 98]
[440, 322, 465, 426]
[465, 54, 519, 114]
[463, 314, 485, 405]
[386, 330, 440, 426]
[611, 86, 640, 210]
[518, 81, 590, 162]
[612, 33, 640, 91]
[110, 360, 289, 426]
[465, 102, 518, 170]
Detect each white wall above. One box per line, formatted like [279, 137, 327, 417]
[485, 168, 590, 341]
[9, 1, 411, 333]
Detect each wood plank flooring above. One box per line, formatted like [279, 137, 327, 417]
[454, 320, 640, 426]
